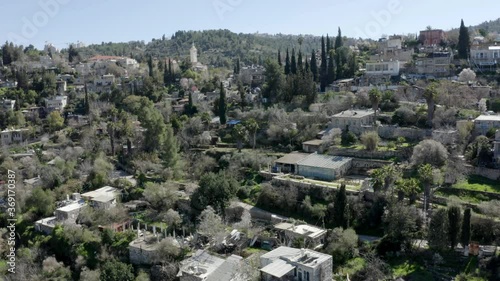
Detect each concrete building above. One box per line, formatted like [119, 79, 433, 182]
[55, 201, 86, 222]
[129, 233, 180, 265]
[415, 52, 453, 77]
[302, 139, 329, 154]
[239, 65, 265, 86]
[470, 45, 500, 71]
[419, 29, 446, 46]
[260, 246, 333, 281]
[274, 152, 310, 174]
[474, 115, 500, 135]
[274, 223, 327, 250]
[45, 95, 68, 112]
[56, 80, 67, 95]
[35, 194, 86, 234]
[296, 153, 353, 181]
[177, 250, 244, 281]
[1, 128, 29, 146]
[329, 109, 375, 135]
[365, 60, 400, 76]
[81, 186, 120, 210]
[1, 99, 15, 111]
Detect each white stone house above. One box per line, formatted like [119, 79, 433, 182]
[260, 246, 333, 281]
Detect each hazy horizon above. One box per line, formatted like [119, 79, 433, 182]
[2, 0, 500, 50]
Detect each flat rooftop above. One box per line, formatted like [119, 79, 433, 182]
[178, 250, 225, 279]
[81, 186, 119, 200]
[275, 152, 310, 165]
[274, 223, 326, 239]
[297, 153, 353, 170]
[261, 246, 332, 269]
[332, 109, 374, 118]
[475, 115, 500, 122]
[56, 201, 86, 213]
[302, 139, 324, 146]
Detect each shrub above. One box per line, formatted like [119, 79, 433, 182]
[360, 131, 379, 151]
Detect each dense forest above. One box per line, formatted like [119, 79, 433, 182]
[71, 29, 360, 67]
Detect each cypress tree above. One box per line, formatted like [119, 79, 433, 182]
[147, 55, 154, 78]
[291, 48, 297, 75]
[448, 206, 462, 250]
[327, 50, 336, 84]
[163, 60, 170, 85]
[284, 48, 291, 75]
[333, 184, 347, 228]
[310, 50, 318, 81]
[335, 27, 343, 50]
[320, 36, 327, 91]
[326, 34, 331, 52]
[297, 50, 303, 74]
[278, 49, 282, 66]
[163, 125, 179, 169]
[458, 19, 470, 60]
[219, 82, 227, 125]
[234, 58, 240, 74]
[461, 208, 471, 248]
[305, 55, 309, 73]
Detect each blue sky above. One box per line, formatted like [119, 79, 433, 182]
[2, 0, 499, 50]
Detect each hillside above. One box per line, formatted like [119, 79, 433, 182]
[74, 29, 359, 67]
[473, 18, 500, 34]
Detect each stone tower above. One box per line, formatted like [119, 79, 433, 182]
[190, 43, 198, 64]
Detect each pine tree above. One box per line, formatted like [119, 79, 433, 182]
[278, 49, 282, 66]
[320, 36, 327, 92]
[310, 50, 318, 81]
[458, 19, 470, 60]
[461, 208, 471, 248]
[333, 184, 347, 228]
[219, 82, 227, 125]
[327, 50, 335, 84]
[335, 27, 343, 50]
[284, 48, 291, 75]
[291, 48, 297, 75]
[448, 206, 462, 250]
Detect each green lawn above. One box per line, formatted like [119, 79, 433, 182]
[338, 257, 366, 276]
[389, 258, 433, 280]
[453, 175, 500, 193]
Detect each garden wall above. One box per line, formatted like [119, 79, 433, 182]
[377, 125, 429, 141]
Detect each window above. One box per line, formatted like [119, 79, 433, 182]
[294, 268, 297, 277]
[306, 272, 310, 281]
[299, 272, 303, 281]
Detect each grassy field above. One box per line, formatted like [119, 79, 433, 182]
[453, 175, 500, 194]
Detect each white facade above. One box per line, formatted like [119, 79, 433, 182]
[260, 247, 333, 281]
[190, 43, 198, 64]
[365, 61, 400, 76]
[1, 99, 15, 111]
[471, 46, 500, 67]
[45, 96, 68, 112]
[474, 115, 500, 135]
[1, 128, 29, 146]
[95, 74, 115, 86]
